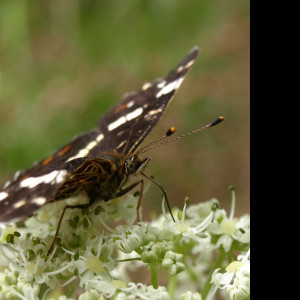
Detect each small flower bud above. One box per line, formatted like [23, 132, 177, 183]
[141, 244, 161, 263]
[179, 291, 202, 300]
[162, 251, 185, 275]
[117, 232, 143, 253]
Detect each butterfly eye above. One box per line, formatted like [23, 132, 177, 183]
[125, 158, 134, 174]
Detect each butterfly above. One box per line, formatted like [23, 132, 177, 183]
[0, 46, 224, 253]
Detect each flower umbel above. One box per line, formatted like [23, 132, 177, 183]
[0, 191, 249, 299]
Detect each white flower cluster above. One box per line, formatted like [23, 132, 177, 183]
[0, 188, 249, 299]
[208, 250, 250, 300]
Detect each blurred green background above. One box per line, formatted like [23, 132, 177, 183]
[0, 0, 249, 217]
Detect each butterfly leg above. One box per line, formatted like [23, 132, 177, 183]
[116, 179, 144, 222]
[47, 199, 96, 256]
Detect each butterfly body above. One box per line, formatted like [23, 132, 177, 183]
[0, 46, 201, 224]
[53, 155, 124, 203]
[52, 153, 149, 203]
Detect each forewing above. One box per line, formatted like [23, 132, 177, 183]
[9, 46, 199, 171]
[93, 46, 200, 155]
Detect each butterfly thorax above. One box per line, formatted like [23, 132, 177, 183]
[53, 153, 150, 203]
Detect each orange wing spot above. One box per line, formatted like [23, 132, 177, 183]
[42, 156, 54, 166]
[42, 145, 70, 166]
[20, 175, 30, 182]
[58, 145, 71, 156]
[112, 103, 129, 115]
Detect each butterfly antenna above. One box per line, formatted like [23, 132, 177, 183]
[137, 116, 225, 155]
[137, 127, 177, 154]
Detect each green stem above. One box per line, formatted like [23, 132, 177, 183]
[116, 257, 141, 262]
[168, 275, 177, 299]
[150, 263, 158, 289]
[183, 257, 198, 281]
[201, 247, 226, 300]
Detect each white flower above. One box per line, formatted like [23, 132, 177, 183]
[209, 188, 250, 252]
[112, 225, 145, 253]
[62, 235, 115, 289]
[0, 266, 45, 300]
[186, 199, 219, 226]
[208, 249, 250, 300]
[0, 237, 74, 291]
[62, 236, 122, 297]
[162, 197, 213, 246]
[80, 277, 127, 298]
[226, 276, 250, 300]
[11, 280, 40, 300]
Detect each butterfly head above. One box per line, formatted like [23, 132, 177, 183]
[125, 156, 151, 176]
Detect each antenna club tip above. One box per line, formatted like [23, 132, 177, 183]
[210, 116, 225, 127]
[166, 126, 176, 136]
